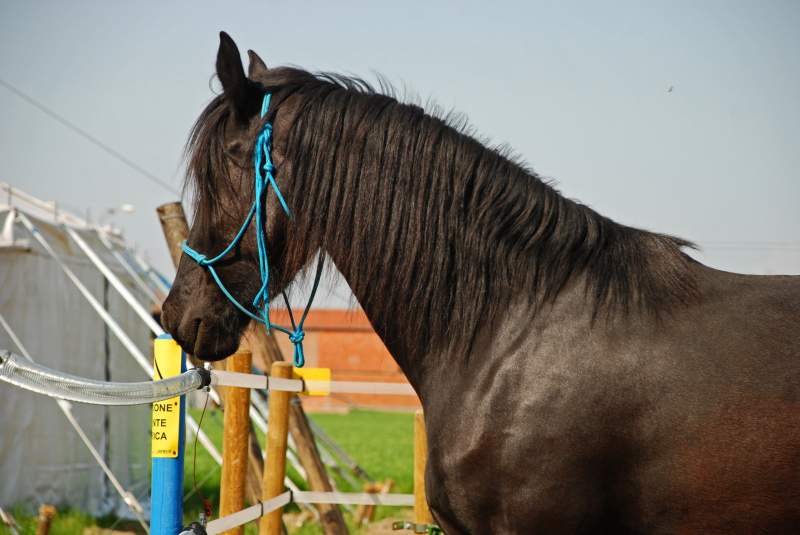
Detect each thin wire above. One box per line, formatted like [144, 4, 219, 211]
[191, 391, 214, 519]
[154, 358, 164, 380]
[697, 240, 800, 247]
[697, 244, 800, 251]
[182, 464, 221, 503]
[0, 77, 179, 196]
[183, 405, 222, 503]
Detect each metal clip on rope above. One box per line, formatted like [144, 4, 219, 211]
[178, 523, 207, 535]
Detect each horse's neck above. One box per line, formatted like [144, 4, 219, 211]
[313, 143, 584, 383]
[295, 95, 695, 387]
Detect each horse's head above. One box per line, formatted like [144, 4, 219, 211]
[161, 32, 308, 360]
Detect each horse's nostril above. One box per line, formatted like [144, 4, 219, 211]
[162, 295, 246, 360]
[178, 313, 200, 340]
[160, 295, 180, 334]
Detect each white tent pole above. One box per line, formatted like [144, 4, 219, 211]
[130, 250, 172, 295]
[0, 505, 21, 535]
[15, 211, 224, 466]
[64, 226, 163, 336]
[0, 314, 150, 533]
[95, 230, 161, 305]
[124, 248, 170, 298]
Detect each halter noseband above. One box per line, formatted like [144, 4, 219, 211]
[181, 93, 323, 367]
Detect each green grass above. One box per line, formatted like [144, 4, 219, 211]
[0, 508, 106, 535]
[0, 408, 414, 535]
[310, 410, 414, 493]
[297, 410, 415, 534]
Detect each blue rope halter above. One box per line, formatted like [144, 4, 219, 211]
[181, 93, 323, 367]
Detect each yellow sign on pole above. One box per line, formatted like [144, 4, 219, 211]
[151, 337, 183, 458]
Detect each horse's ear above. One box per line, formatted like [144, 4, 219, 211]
[216, 31, 256, 122]
[247, 50, 268, 81]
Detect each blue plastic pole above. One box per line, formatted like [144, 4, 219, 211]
[151, 334, 186, 534]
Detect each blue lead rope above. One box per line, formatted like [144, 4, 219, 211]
[181, 93, 322, 367]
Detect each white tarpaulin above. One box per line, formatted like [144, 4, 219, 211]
[0, 195, 154, 518]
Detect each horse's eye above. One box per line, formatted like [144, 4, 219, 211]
[223, 141, 250, 168]
[224, 140, 244, 156]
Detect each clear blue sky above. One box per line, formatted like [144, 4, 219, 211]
[1, 1, 798, 307]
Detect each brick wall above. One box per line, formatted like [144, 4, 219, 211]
[270, 309, 420, 412]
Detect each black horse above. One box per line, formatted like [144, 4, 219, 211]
[162, 33, 800, 534]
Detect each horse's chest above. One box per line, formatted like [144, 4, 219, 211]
[418, 341, 641, 533]
[420, 380, 584, 531]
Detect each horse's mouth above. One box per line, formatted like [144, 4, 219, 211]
[181, 326, 242, 362]
[162, 306, 246, 362]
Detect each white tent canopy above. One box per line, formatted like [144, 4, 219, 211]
[0, 183, 370, 527]
[0, 183, 157, 518]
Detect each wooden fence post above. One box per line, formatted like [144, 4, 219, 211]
[246, 427, 266, 506]
[355, 479, 394, 526]
[156, 202, 190, 268]
[259, 361, 293, 535]
[35, 505, 56, 535]
[219, 350, 253, 535]
[414, 410, 433, 525]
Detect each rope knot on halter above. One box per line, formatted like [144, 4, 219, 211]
[289, 329, 306, 367]
[181, 247, 209, 266]
[180, 92, 324, 368]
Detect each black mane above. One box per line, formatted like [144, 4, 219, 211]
[185, 67, 698, 358]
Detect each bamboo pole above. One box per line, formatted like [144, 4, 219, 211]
[156, 202, 190, 268]
[354, 482, 377, 526]
[214, 354, 265, 508]
[219, 351, 253, 535]
[260, 361, 293, 535]
[355, 479, 394, 525]
[414, 410, 433, 524]
[35, 505, 56, 535]
[246, 423, 266, 505]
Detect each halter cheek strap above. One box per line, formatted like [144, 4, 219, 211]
[181, 93, 323, 367]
